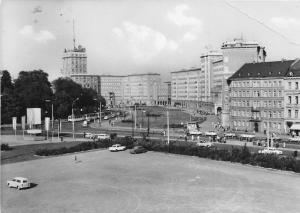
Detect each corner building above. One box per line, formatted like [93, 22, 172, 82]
[228, 59, 300, 134]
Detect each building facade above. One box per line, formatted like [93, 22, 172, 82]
[221, 38, 266, 127]
[157, 81, 171, 105]
[284, 59, 300, 134]
[122, 73, 161, 106]
[200, 52, 223, 102]
[61, 45, 87, 76]
[228, 60, 300, 134]
[70, 74, 101, 94]
[100, 75, 124, 106]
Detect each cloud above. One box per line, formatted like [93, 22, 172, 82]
[113, 21, 177, 62]
[182, 32, 197, 42]
[32, 6, 42, 14]
[167, 4, 202, 42]
[270, 17, 300, 29]
[19, 25, 55, 43]
[167, 4, 202, 28]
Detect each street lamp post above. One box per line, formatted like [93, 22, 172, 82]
[45, 100, 54, 141]
[72, 97, 79, 139]
[94, 99, 101, 127]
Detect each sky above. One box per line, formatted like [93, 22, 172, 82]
[1, 0, 300, 81]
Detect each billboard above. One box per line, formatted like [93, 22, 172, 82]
[45, 117, 50, 131]
[12, 117, 17, 130]
[27, 108, 41, 126]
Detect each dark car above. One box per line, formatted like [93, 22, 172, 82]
[130, 146, 147, 154]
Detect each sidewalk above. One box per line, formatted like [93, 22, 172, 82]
[1, 135, 91, 146]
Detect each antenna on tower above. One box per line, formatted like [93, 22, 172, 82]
[73, 18, 76, 49]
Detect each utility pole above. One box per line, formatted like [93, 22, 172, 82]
[72, 97, 79, 139]
[147, 113, 150, 136]
[132, 112, 134, 138]
[134, 105, 137, 129]
[99, 101, 102, 126]
[51, 103, 54, 141]
[167, 111, 170, 145]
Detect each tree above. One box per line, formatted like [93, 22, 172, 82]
[1, 70, 17, 124]
[52, 78, 82, 118]
[14, 70, 53, 118]
[52, 78, 106, 118]
[1, 70, 13, 92]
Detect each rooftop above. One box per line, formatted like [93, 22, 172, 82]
[171, 67, 201, 74]
[228, 59, 300, 81]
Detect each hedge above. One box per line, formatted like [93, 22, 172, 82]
[35, 136, 136, 156]
[1, 143, 12, 151]
[138, 140, 300, 173]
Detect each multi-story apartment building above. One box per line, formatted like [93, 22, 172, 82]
[61, 45, 87, 76]
[122, 73, 161, 106]
[171, 68, 213, 112]
[157, 81, 171, 106]
[211, 59, 224, 114]
[228, 60, 300, 134]
[200, 51, 223, 102]
[100, 75, 124, 106]
[221, 38, 266, 127]
[284, 59, 300, 135]
[171, 68, 201, 108]
[70, 74, 101, 94]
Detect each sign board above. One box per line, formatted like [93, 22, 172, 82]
[12, 117, 17, 130]
[27, 108, 41, 126]
[21, 116, 26, 130]
[27, 129, 42, 134]
[45, 117, 50, 131]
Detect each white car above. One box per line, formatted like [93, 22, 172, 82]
[7, 177, 30, 190]
[258, 147, 283, 155]
[96, 134, 110, 140]
[196, 142, 213, 147]
[85, 132, 94, 139]
[108, 144, 126, 152]
[189, 130, 203, 135]
[103, 116, 109, 120]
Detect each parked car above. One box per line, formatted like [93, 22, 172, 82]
[189, 130, 203, 136]
[108, 144, 126, 152]
[85, 132, 94, 139]
[96, 134, 110, 140]
[196, 142, 213, 147]
[130, 146, 147, 154]
[7, 177, 30, 190]
[258, 147, 283, 155]
[103, 116, 109, 120]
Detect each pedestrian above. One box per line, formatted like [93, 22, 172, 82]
[74, 155, 77, 161]
[83, 132, 86, 138]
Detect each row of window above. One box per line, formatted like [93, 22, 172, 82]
[287, 109, 299, 118]
[287, 96, 299, 104]
[231, 80, 282, 88]
[231, 90, 282, 97]
[231, 110, 284, 118]
[232, 100, 283, 108]
[232, 121, 282, 130]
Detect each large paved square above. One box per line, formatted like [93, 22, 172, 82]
[1, 150, 300, 213]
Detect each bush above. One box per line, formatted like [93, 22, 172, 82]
[1, 143, 12, 151]
[137, 139, 300, 173]
[110, 133, 117, 140]
[163, 123, 184, 128]
[121, 119, 133, 123]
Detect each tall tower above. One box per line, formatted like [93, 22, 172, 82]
[61, 19, 87, 76]
[200, 51, 223, 102]
[221, 38, 266, 127]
